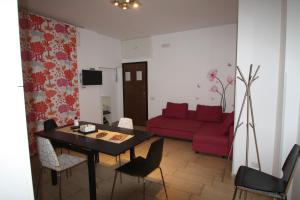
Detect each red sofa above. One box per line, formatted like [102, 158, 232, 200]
[146, 102, 234, 157]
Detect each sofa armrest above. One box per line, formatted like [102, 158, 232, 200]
[228, 124, 234, 144]
[146, 115, 163, 130]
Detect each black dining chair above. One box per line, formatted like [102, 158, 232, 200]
[110, 137, 168, 200]
[44, 118, 58, 131]
[43, 119, 64, 153]
[232, 144, 300, 200]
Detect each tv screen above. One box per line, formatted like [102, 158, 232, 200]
[82, 70, 102, 85]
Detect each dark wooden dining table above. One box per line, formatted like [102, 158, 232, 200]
[36, 121, 153, 200]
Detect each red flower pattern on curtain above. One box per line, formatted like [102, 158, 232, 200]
[19, 11, 80, 155]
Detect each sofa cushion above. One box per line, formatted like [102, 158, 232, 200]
[187, 110, 197, 120]
[147, 116, 203, 133]
[196, 123, 227, 136]
[147, 127, 194, 140]
[193, 133, 228, 146]
[163, 102, 188, 119]
[196, 105, 222, 122]
[163, 109, 196, 120]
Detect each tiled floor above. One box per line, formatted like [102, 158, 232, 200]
[30, 137, 271, 200]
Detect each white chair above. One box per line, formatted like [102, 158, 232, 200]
[116, 117, 133, 182]
[35, 136, 87, 200]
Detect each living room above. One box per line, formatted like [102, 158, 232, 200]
[1, 0, 300, 200]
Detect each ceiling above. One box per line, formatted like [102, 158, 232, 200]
[18, 0, 238, 41]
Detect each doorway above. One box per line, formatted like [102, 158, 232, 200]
[122, 62, 148, 126]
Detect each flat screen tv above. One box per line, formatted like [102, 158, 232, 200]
[82, 70, 102, 85]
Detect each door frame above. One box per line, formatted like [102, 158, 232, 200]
[122, 61, 148, 125]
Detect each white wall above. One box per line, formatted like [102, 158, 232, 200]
[283, 0, 300, 199]
[0, 0, 34, 199]
[122, 24, 237, 118]
[234, 0, 282, 174]
[272, 0, 287, 178]
[77, 28, 122, 123]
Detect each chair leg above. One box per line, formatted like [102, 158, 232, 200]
[143, 178, 146, 200]
[65, 168, 72, 179]
[110, 171, 118, 200]
[66, 169, 69, 179]
[118, 155, 122, 183]
[94, 153, 99, 163]
[232, 187, 237, 200]
[239, 190, 243, 199]
[159, 167, 168, 199]
[58, 172, 62, 200]
[243, 191, 247, 200]
[35, 167, 43, 199]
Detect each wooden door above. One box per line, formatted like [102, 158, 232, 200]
[122, 62, 148, 126]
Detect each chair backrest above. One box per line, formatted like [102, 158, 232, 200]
[36, 136, 60, 169]
[146, 138, 164, 170]
[44, 119, 58, 131]
[118, 117, 133, 129]
[281, 144, 300, 187]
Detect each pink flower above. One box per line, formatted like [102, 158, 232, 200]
[58, 104, 70, 113]
[24, 82, 34, 92]
[207, 69, 218, 81]
[210, 85, 219, 93]
[227, 76, 234, 85]
[55, 24, 67, 33]
[27, 112, 37, 122]
[56, 52, 68, 60]
[21, 50, 33, 62]
[57, 78, 68, 87]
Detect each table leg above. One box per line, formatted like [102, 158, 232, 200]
[130, 147, 135, 161]
[51, 170, 57, 185]
[87, 152, 97, 200]
[95, 153, 99, 163]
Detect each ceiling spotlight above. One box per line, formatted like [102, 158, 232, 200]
[122, 4, 128, 10]
[111, 0, 141, 10]
[133, 2, 139, 8]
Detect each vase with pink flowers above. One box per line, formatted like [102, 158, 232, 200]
[207, 69, 234, 112]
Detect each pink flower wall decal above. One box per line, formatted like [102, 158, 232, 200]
[210, 85, 219, 93]
[207, 69, 218, 81]
[227, 62, 232, 67]
[226, 76, 234, 85]
[205, 68, 235, 112]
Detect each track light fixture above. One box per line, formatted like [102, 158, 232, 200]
[112, 0, 141, 10]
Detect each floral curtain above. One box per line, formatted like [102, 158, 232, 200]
[19, 11, 80, 155]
